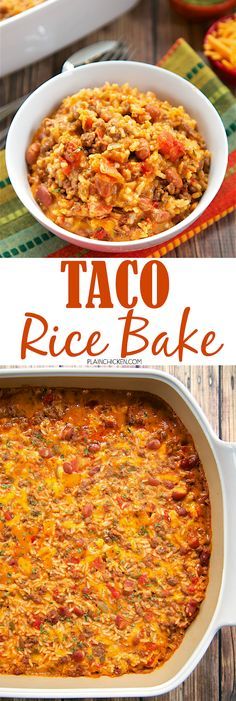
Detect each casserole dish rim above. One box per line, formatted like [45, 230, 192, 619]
[0, 0, 58, 25]
[0, 0, 139, 78]
[0, 366, 234, 697]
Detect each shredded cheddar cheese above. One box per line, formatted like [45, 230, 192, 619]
[204, 15, 236, 69]
[0, 387, 211, 677]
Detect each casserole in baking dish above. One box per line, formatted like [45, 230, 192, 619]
[0, 385, 211, 678]
[0, 0, 139, 77]
[0, 368, 235, 697]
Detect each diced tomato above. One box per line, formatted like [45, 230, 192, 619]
[60, 159, 72, 176]
[31, 615, 43, 630]
[123, 579, 135, 594]
[164, 509, 171, 523]
[73, 606, 84, 617]
[115, 614, 127, 630]
[64, 142, 84, 166]
[145, 642, 157, 651]
[158, 132, 186, 162]
[90, 557, 104, 571]
[146, 654, 156, 667]
[144, 609, 154, 622]
[82, 503, 93, 518]
[84, 116, 93, 130]
[117, 496, 129, 509]
[138, 574, 148, 586]
[69, 556, 81, 564]
[5, 511, 13, 521]
[185, 600, 199, 618]
[93, 228, 109, 241]
[141, 161, 153, 175]
[31, 535, 37, 543]
[58, 606, 70, 619]
[107, 584, 120, 599]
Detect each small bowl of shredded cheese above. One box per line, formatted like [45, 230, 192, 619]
[204, 14, 236, 85]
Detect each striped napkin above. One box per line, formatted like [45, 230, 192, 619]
[0, 37, 235, 258]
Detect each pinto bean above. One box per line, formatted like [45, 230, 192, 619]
[63, 462, 73, 474]
[166, 167, 183, 191]
[35, 184, 52, 208]
[135, 138, 150, 161]
[58, 606, 70, 619]
[26, 142, 40, 165]
[103, 416, 117, 429]
[115, 614, 127, 630]
[82, 503, 93, 518]
[185, 600, 199, 619]
[126, 405, 146, 427]
[176, 506, 188, 517]
[53, 589, 65, 604]
[147, 477, 159, 486]
[180, 455, 200, 470]
[188, 536, 200, 549]
[73, 606, 84, 617]
[72, 650, 84, 662]
[199, 548, 210, 566]
[38, 446, 53, 459]
[123, 579, 135, 594]
[146, 439, 160, 450]
[146, 104, 161, 122]
[88, 441, 100, 453]
[60, 424, 74, 441]
[63, 458, 78, 474]
[172, 488, 187, 501]
[45, 609, 60, 624]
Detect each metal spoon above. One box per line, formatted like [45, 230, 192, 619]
[0, 40, 130, 124]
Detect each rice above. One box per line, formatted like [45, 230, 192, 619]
[26, 83, 210, 242]
[0, 387, 211, 677]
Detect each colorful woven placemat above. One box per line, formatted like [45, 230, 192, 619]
[0, 37, 235, 258]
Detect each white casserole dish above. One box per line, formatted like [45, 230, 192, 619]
[6, 60, 228, 253]
[0, 366, 235, 698]
[0, 0, 139, 78]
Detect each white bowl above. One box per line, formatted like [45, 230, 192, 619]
[6, 61, 228, 253]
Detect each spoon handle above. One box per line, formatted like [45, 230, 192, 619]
[0, 94, 29, 122]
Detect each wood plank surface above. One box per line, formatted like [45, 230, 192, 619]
[0, 0, 235, 257]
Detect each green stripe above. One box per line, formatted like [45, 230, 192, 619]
[0, 196, 27, 221]
[0, 177, 10, 189]
[0, 227, 63, 258]
[164, 40, 236, 153]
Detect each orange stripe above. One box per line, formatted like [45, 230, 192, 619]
[158, 38, 184, 66]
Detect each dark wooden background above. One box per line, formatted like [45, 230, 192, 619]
[1, 0, 235, 257]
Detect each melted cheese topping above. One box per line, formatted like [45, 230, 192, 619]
[0, 387, 211, 677]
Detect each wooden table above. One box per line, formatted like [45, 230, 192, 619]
[1, 0, 235, 257]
